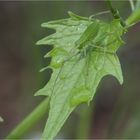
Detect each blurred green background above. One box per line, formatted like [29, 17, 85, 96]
[0, 1, 140, 139]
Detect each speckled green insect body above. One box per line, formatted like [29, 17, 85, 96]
[76, 21, 100, 50]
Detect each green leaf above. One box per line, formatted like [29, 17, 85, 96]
[35, 12, 125, 140]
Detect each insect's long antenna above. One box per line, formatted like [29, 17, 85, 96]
[89, 10, 110, 20]
[84, 50, 90, 88]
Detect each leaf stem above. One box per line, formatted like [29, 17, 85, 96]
[129, 0, 135, 12]
[76, 104, 94, 139]
[106, 0, 126, 27]
[5, 98, 50, 139]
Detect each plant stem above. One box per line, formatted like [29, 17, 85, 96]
[106, 0, 126, 27]
[126, 8, 140, 25]
[129, 0, 135, 12]
[136, 0, 140, 10]
[5, 98, 50, 139]
[76, 104, 94, 139]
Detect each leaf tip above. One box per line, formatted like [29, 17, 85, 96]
[41, 23, 47, 27]
[68, 11, 72, 16]
[39, 66, 52, 72]
[0, 117, 4, 122]
[119, 78, 124, 85]
[34, 92, 39, 96]
[36, 40, 41, 45]
[34, 92, 46, 97]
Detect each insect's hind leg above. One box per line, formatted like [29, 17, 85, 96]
[89, 32, 121, 55]
[89, 44, 115, 54]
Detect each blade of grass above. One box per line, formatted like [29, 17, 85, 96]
[129, 0, 135, 12]
[136, 0, 140, 10]
[5, 98, 50, 139]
